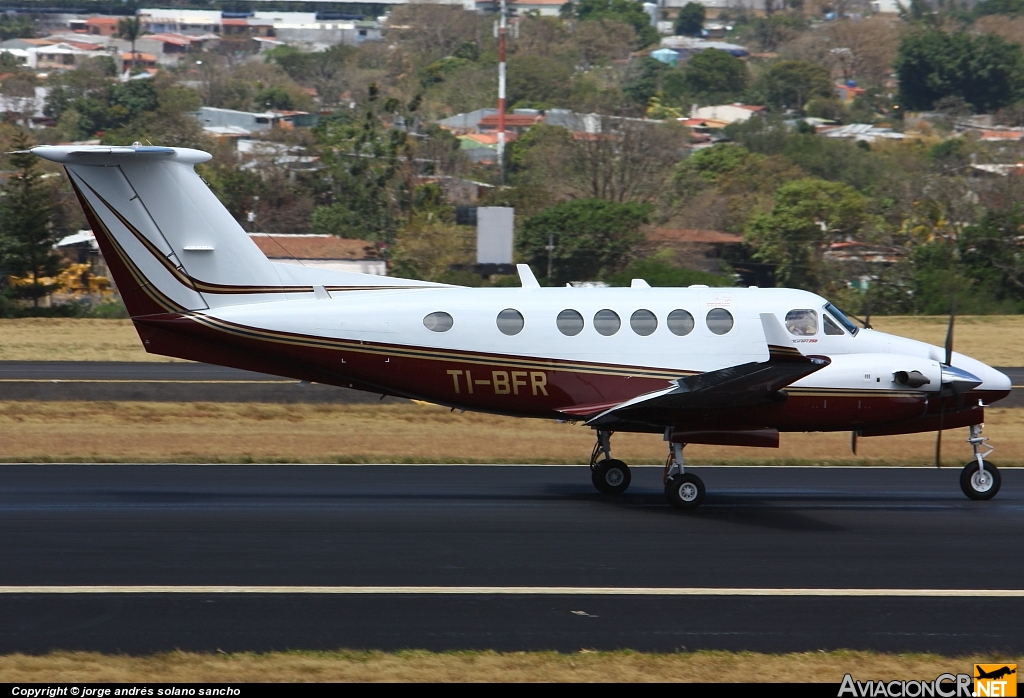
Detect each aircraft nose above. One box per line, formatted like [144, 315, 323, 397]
[954, 355, 1012, 397]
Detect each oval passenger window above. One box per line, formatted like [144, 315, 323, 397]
[593, 309, 620, 336]
[423, 311, 454, 332]
[556, 309, 585, 336]
[706, 308, 733, 335]
[496, 308, 525, 336]
[630, 309, 658, 336]
[667, 309, 695, 336]
[785, 309, 818, 336]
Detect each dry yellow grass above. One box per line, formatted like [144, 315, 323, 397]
[0, 319, 176, 362]
[2, 400, 1023, 465]
[2, 316, 1024, 365]
[0, 649, 1017, 682]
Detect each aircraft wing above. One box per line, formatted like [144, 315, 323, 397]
[576, 313, 830, 428]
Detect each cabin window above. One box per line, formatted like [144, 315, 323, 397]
[496, 308, 524, 336]
[667, 309, 695, 336]
[706, 308, 733, 335]
[823, 314, 845, 336]
[556, 309, 585, 336]
[785, 309, 818, 336]
[593, 309, 620, 336]
[423, 311, 454, 332]
[630, 309, 658, 336]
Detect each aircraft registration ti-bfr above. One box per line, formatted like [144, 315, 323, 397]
[29, 144, 1013, 509]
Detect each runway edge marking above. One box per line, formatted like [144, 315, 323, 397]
[2, 586, 1024, 596]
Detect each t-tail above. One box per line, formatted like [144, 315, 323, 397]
[29, 145, 436, 319]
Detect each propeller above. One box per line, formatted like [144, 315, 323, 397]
[935, 298, 956, 468]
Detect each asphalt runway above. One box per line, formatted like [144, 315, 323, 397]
[1, 464, 1022, 654]
[1, 362, 1023, 405]
[0, 361, 407, 403]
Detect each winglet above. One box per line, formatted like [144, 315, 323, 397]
[517, 264, 541, 288]
[759, 312, 806, 362]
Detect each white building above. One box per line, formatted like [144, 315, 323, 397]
[690, 103, 764, 124]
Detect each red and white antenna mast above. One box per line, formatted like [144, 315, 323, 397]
[497, 0, 507, 172]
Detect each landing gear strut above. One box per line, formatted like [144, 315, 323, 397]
[590, 430, 631, 494]
[961, 424, 1001, 500]
[663, 435, 705, 510]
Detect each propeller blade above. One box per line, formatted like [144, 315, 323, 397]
[944, 298, 956, 366]
[850, 430, 858, 455]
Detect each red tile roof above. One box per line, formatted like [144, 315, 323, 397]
[478, 113, 543, 128]
[650, 228, 744, 244]
[249, 235, 379, 260]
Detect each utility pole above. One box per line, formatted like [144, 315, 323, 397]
[545, 233, 555, 283]
[497, 0, 507, 179]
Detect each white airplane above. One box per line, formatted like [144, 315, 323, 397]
[28, 144, 1013, 509]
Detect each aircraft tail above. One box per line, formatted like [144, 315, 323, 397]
[30, 145, 434, 318]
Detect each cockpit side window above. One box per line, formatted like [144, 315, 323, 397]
[823, 314, 845, 335]
[824, 302, 859, 336]
[785, 309, 818, 336]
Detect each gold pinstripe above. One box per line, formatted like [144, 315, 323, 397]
[73, 173, 937, 393]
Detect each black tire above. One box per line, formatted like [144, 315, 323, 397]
[960, 460, 1001, 501]
[592, 459, 631, 494]
[665, 473, 705, 510]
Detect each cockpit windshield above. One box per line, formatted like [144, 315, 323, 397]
[824, 302, 859, 336]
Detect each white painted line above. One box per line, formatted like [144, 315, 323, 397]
[0, 586, 1022, 597]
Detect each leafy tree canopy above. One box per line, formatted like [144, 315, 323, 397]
[675, 2, 705, 37]
[895, 30, 1024, 113]
[677, 49, 748, 102]
[572, 0, 660, 48]
[518, 198, 652, 285]
[761, 60, 833, 112]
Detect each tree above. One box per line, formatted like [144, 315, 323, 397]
[678, 49, 747, 102]
[518, 198, 651, 284]
[745, 178, 866, 291]
[895, 30, 1024, 113]
[675, 2, 706, 36]
[573, 0, 660, 48]
[0, 132, 63, 307]
[761, 60, 833, 112]
[116, 16, 143, 71]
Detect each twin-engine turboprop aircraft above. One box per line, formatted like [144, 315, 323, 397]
[28, 144, 1012, 509]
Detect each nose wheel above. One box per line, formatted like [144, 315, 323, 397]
[961, 460, 1000, 500]
[960, 424, 1001, 501]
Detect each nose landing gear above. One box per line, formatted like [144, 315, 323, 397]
[960, 424, 1001, 500]
[590, 430, 631, 494]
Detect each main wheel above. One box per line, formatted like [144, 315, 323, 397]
[665, 473, 705, 510]
[960, 460, 1001, 500]
[592, 459, 631, 494]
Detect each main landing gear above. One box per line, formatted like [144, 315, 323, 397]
[960, 424, 1001, 501]
[590, 430, 631, 494]
[664, 439, 705, 511]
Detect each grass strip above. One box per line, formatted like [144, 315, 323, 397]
[1, 649, 1020, 683]
[2, 401, 1024, 466]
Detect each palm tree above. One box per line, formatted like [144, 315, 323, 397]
[116, 16, 142, 71]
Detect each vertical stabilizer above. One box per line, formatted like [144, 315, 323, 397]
[31, 145, 290, 316]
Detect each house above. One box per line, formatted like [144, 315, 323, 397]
[820, 123, 905, 142]
[477, 111, 543, 134]
[248, 234, 386, 276]
[650, 48, 680, 66]
[978, 129, 1024, 142]
[137, 8, 223, 35]
[690, 103, 764, 124]
[659, 36, 749, 58]
[835, 82, 866, 103]
[472, 0, 563, 14]
[136, 32, 218, 64]
[437, 108, 498, 134]
[26, 43, 99, 70]
[84, 16, 120, 37]
[192, 106, 318, 135]
[643, 228, 745, 273]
